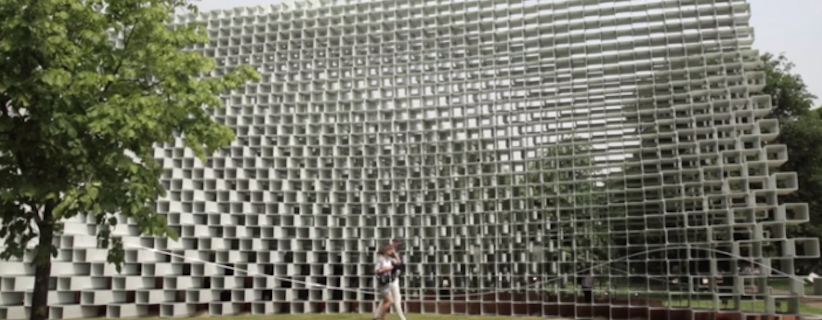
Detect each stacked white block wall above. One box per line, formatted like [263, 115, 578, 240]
[1, 0, 819, 319]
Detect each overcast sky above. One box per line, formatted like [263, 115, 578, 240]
[195, 0, 822, 105]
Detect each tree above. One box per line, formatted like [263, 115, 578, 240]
[760, 53, 817, 119]
[0, 1, 259, 320]
[777, 111, 822, 267]
[519, 136, 610, 282]
[759, 53, 821, 272]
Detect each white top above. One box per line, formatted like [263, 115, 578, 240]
[374, 255, 395, 272]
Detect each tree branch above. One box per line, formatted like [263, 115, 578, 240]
[0, 96, 9, 118]
[101, 24, 139, 99]
[31, 203, 43, 225]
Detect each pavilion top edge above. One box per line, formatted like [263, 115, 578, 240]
[184, 0, 750, 19]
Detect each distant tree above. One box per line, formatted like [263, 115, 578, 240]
[761, 53, 817, 119]
[777, 112, 822, 258]
[0, 1, 259, 320]
[760, 53, 822, 272]
[519, 136, 610, 277]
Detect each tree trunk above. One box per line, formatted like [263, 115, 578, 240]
[30, 205, 55, 320]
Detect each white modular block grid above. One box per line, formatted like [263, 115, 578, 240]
[1, 0, 819, 319]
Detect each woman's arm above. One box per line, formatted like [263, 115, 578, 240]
[375, 256, 394, 275]
[390, 255, 405, 274]
[376, 264, 394, 275]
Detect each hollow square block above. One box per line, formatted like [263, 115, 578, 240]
[0, 0, 818, 319]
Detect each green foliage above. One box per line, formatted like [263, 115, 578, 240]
[760, 53, 822, 271]
[520, 136, 609, 265]
[778, 114, 822, 244]
[760, 53, 817, 119]
[0, 0, 259, 272]
[523, 136, 599, 209]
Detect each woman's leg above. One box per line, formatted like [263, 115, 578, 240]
[372, 286, 391, 320]
[380, 295, 394, 320]
[371, 298, 381, 320]
[389, 280, 408, 320]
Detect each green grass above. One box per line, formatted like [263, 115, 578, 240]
[59, 316, 550, 320]
[602, 289, 822, 315]
[28, 308, 822, 320]
[664, 299, 822, 315]
[769, 278, 816, 295]
[548, 285, 822, 315]
[600, 294, 822, 315]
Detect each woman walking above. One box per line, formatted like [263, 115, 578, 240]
[372, 243, 408, 320]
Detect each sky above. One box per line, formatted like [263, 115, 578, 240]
[195, 0, 822, 105]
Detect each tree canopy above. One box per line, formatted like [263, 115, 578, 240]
[519, 136, 610, 274]
[0, 1, 259, 319]
[761, 53, 817, 119]
[760, 53, 822, 272]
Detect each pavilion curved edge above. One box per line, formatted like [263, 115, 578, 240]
[0, 0, 819, 320]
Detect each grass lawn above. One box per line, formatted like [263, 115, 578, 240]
[665, 300, 822, 315]
[552, 286, 822, 315]
[28, 310, 822, 320]
[769, 278, 816, 295]
[65, 316, 551, 320]
[602, 290, 822, 315]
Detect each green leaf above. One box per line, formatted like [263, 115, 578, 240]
[40, 69, 72, 88]
[0, 0, 258, 310]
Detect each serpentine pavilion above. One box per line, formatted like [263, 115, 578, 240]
[0, 0, 818, 319]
